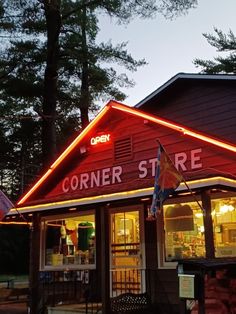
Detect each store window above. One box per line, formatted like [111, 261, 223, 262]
[42, 212, 95, 269]
[212, 197, 236, 258]
[164, 201, 205, 261]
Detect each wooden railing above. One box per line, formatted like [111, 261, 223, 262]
[39, 269, 100, 312]
[110, 268, 145, 297]
[38, 268, 173, 313]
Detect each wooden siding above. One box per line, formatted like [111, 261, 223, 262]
[140, 81, 236, 144]
[40, 111, 236, 203]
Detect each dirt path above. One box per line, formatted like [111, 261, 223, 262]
[0, 302, 27, 314]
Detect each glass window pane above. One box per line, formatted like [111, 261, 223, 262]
[44, 213, 95, 267]
[164, 202, 205, 261]
[212, 197, 236, 257]
[111, 211, 141, 268]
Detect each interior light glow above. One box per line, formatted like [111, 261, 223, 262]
[199, 226, 205, 233]
[195, 212, 203, 218]
[220, 204, 235, 213]
[220, 205, 228, 213]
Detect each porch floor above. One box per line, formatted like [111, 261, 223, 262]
[47, 303, 102, 314]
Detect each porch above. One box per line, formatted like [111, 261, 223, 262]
[47, 303, 102, 314]
[39, 268, 177, 314]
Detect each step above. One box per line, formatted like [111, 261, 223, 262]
[47, 303, 102, 314]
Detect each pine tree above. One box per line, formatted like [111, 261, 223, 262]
[0, 0, 197, 196]
[194, 28, 236, 74]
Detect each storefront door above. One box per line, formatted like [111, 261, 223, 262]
[110, 207, 145, 296]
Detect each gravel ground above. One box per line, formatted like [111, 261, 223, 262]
[0, 302, 28, 314]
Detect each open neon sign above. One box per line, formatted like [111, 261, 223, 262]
[90, 134, 111, 145]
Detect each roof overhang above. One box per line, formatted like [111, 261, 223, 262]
[135, 73, 236, 108]
[8, 176, 236, 216]
[15, 101, 236, 208]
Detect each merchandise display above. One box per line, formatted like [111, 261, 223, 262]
[44, 214, 96, 268]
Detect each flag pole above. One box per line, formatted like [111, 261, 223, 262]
[148, 139, 183, 219]
[181, 176, 206, 214]
[157, 139, 205, 214]
[0, 190, 30, 225]
[148, 143, 161, 219]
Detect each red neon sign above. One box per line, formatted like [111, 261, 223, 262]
[17, 101, 236, 206]
[90, 134, 111, 145]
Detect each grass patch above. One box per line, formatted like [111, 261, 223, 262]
[0, 275, 28, 281]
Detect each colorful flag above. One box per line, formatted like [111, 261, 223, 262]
[0, 190, 14, 221]
[149, 144, 182, 217]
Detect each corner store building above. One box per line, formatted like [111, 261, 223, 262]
[7, 73, 236, 313]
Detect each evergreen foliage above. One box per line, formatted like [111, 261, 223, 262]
[0, 0, 197, 276]
[194, 28, 236, 74]
[0, 0, 197, 199]
[0, 225, 30, 274]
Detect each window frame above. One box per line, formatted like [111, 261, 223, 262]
[211, 195, 236, 258]
[40, 210, 96, 271]
[158, 197, 205, 269]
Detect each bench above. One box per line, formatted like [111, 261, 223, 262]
[110, 292, 152, 313]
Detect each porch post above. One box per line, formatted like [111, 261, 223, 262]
[201, 190, 215, 259]
[100, 206, 110, 313]
[198, 190, 214, 314]
[29, 213, 41, 314]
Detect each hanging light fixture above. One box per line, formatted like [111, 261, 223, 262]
[165, 204, 194, 232]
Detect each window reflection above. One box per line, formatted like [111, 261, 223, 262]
[164, 202, 205, 261]
[44, 213, 95, 268]
[212, 197, 236, 257]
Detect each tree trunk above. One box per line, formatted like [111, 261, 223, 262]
[42, 0, 62, 168]
[29, 214, 41, 314]
[79, 1, 90, 128]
